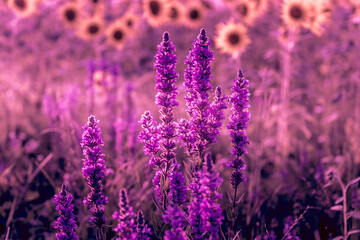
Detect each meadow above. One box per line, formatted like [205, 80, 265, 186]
[0, 0, 360, 239]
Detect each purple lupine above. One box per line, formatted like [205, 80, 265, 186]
[136, 211, 151, 240]
[227, 70, 250, 205]
[163, 205, 187, 240]
[112, 189, 137, 240]
[180, 28, 225, 160]
[54, 184, 78, 240]
[81, 115, 108, 229]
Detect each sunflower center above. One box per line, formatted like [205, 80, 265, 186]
[126, 19, 133, 27]
[113, 30, 123, 41]
[149, 1, 160, 16]
[237, 4, 248, 17]
[189, 9, 200, 20]
[14, 0, 26, 10]
[88, 24, 99, 34]
[289, 5, 303, 20]
[228, 32, 241, 45]
[170, 7, 178, 19]
[65, 9, 76, 21]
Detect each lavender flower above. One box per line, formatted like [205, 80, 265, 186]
[54, 184, 78, 240]
[112, 189, 137, 240]
[227, 70, 250, 191]
[81, 115, 108, 228]
[136, 211, 151, 240]
[163, 205, 187, 240]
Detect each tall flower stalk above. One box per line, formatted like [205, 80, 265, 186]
[54, 184, 78, 240]
[227, 70, 250, 207]
[81, 115, 108, 239]
[139, 32, 186, 210]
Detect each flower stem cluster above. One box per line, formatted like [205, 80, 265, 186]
[81, 115, 108, 229]
[54, 184, 78, 240]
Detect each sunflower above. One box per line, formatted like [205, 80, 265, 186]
[166, 1, 185, 25]
[59, 2, 82, 27]
[106, 19, 128, 49]
[230, 0, 258, 25]
[8, 0, 37, 17]
[282, 0, 312, 29]
[214, 20, 251, 59]
[77, 17, 105, 40]
[143, 0, 169, 27]
[183, 2, 206, 28]
[306, 0, 331, 36]
[121, 13, 139, 34]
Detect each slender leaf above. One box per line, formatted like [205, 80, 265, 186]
[335, 196, 344, 205]
[330, 205, 344, 211]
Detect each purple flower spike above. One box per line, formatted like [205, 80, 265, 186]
[154, 32, 179, 167]
[227, 70, 250, 193]
[163, 205, 187, 240]
[136, 211, 151, 240]
[154, 31, 179, 110]
[208, 86, 228, 144]
[112, 189, 137, 240]
[181, 28, 224, 159]
[54, 184, 78, 240]
[81, 115, 108, 228]
[168, 163, 187, 205]
[138, 111, 161, 166]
